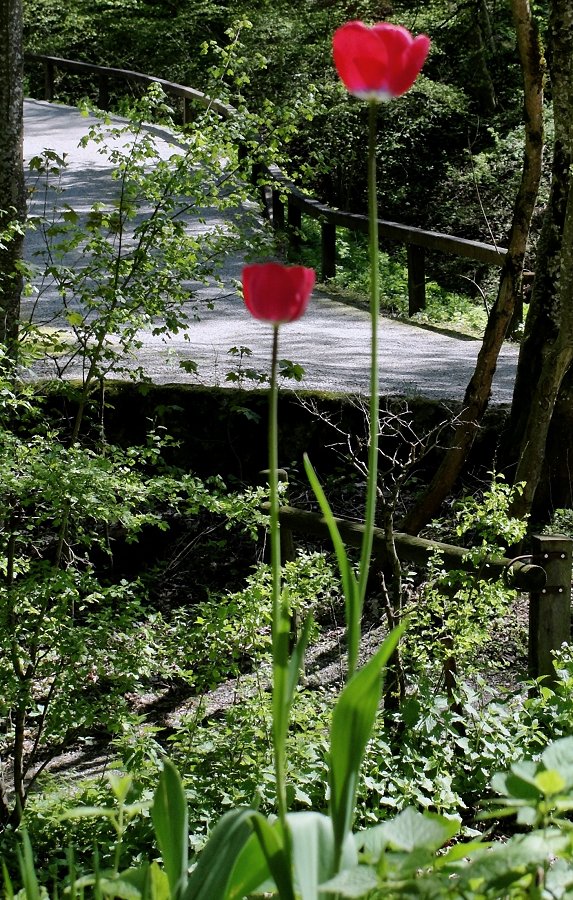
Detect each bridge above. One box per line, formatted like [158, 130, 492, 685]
[22, 57, 519, 401]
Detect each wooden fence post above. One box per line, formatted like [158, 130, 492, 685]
[98, 73, 109, 110]
[272, 189, 285, 230]
[407, 244, 426, 315]
[44, 59, 55, 102]
[321, 221, 336, 280]
[529, 534, 573, 683]
[287, 201, 302, 249]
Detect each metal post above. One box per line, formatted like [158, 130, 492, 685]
[529, 534, 573, 683]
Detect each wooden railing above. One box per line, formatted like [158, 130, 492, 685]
[25, 53, 508, 314]
[275, 502, 572, 685]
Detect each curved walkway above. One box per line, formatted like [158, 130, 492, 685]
[23, 99, 518, 402]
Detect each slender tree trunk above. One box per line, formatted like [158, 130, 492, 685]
[507, 0, 573, 518]
[401, 0, 544, 535]
[511, 176, 573, 516]
[0, 0, 25, 358]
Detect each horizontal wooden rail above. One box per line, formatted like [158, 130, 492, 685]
[273, 503, 573, 685]
[274, 504, 545, 590]
[25, 52, 234, 121]
[25, 53, 508, 314]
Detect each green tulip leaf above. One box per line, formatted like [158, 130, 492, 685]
[182, 808, 257, 900]
[287, 811, 357, 900]
[226, 831, 273, 900]
[329, 624, 405, 861]
[251, 814, 295, 900]
[151, 760, 188, 899]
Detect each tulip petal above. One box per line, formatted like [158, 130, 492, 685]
[333, 20, 430, 101]
[242, 263, 315, 324]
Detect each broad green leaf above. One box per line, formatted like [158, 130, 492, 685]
[182, 808, 256, 900]
[459, 830, 568, 892]
[318, 865, 379, 897]
[148, 863, 171, 900]
[535, 769, 566, 796]
[287, 811, 357, 900]
[542, 736, 573, 787]
[99, 864, 168, 900]
[359, 808, 459, 857]
[97, 876, 142, 898]
[151, 761, 188, 899]
[251, 815, 295, 900]
[329, 625, 405, 862]
[108, 773, 133, 804]
[60, 806, 117, 821]
[491, 768, 541, 802]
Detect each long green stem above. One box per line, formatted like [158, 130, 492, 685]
[356, 100, 380, 625]
[269, 324, 287, 828]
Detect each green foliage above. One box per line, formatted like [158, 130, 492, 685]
[154, 551, 339, 691]
[543, 507, 573, 539]
[26, 85, 268, 390]
[407, 477, 528, 679]
[0, 384, 271, 825]
[13, 712, 573, 897]
[293, 220, 489, 335]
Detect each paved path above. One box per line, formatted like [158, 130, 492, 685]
[23, 99, 518, 401]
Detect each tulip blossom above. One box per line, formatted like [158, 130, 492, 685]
[332, 21, 430, 101]
[242, 262, 315, 324]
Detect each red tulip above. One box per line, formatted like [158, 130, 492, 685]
[242, 263, 315, 324]
[333, 21, 430, 101]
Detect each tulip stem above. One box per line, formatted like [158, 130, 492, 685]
[356, 100, 380, 628]
[269, 324, 289, 835]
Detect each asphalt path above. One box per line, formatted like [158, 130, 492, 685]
[23, 98, 518, 402]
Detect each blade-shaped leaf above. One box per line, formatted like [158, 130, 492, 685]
[329, 625, 405, 862]
[287, 811, 357, 900]
[226, 831, 273, 899]
[182, 808, 256, 900]
[287, 615, 313, 703]
[151, 761, 188, 899]
[16, 831, 41, 900]
[303, 454, 358, 614]
[251, 814, 295, 900]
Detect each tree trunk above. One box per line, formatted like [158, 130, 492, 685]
[0, 0, 25, 358]
[511, 175, 573, 517]
[507, 0, 573, 519]
[401, 0, 544, 535]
